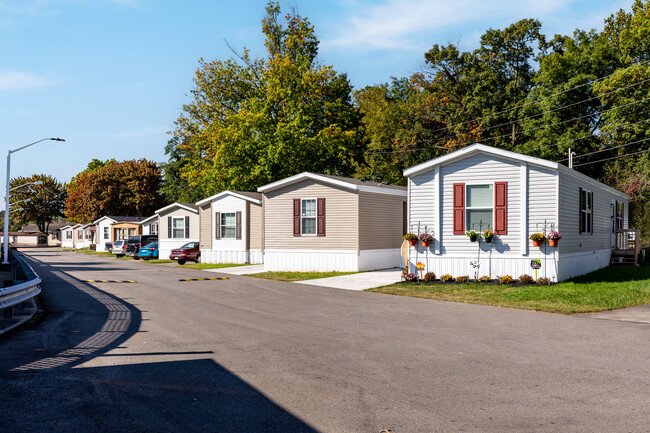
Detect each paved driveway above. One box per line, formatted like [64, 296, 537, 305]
[1, 249, 648, 432]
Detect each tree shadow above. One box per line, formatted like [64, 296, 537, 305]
[569, 261, 650, 283]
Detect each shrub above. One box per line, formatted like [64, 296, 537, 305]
[404, 273, 418, 282]
[404, 233, 418, 241]
[478, 275, 491, 282]
[440, 274, 454, 282]
[499, 275, 513, 284]
[518, 274, 533, 284]
[456, 276, 469, 283]
[537, 277, 551, 285]
[89, 244, 96, 251]
[423, 272, 436, 281]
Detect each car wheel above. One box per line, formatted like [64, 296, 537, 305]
[116, 254, 123, 258]
[195, 254, 201, 263]
[177, 259, 186, 265]
[133, 257, 140, 260]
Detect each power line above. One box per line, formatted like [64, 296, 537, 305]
[557, 136, 650, 162]
[573, 148, 650, 167]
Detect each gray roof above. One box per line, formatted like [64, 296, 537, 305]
[318, 174, 407, 191]
[230, 191, 263, 200]
[19, 222, 71, 232]
[108, 216, 147, 223]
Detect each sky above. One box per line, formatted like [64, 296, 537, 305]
[0, 0, 633, 209]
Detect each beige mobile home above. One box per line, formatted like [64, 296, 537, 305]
[258, 173, 407, 272]
[196, 191, 263, 264]
[156, 203, 199, 260]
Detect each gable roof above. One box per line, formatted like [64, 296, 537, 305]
[403, 143, 628, 199]
[257, 172, 407, 196]
[196, 190, 263, 206]
[155, 202, 199, 215]
[139, 214, 158, 225]
[93, 215, 146, 224]
[19, 222, 71, 232]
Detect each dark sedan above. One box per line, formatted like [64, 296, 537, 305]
[169, 242, 201, 265]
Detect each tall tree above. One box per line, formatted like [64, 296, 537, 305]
[9, 174, 66, 233]
[163, 2, 364, 200]
[65, 159, 166, 222]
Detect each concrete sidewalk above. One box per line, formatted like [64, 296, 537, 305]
[202, 264, 266, 275]
[298, 268, 401, 291]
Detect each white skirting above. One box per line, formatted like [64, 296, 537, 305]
[201, 249, 263, 264]
[557, 249, 612, 281]
[264, 249, 401, 272]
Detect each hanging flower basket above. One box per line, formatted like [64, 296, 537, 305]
[404, 233, 417, 246]
[483, 230, 494, 243]
[547, 231, 561, 247]
[466, 230, 479, 242]
[549, 239, 558, 247]
[408, 239, 417, 246]
[419, 233, 434, 247]
[530, 233, 545, 247]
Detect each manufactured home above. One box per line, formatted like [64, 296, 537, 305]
[196, 191, 263, 264]
[403, 144, 630, 281]
[155, 203, 199, 260]
[258, 173, 407, 272]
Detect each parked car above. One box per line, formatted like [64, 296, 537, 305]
[125, 235, 158, 260]
[111, 240, 126, 257]
[169, 242, 201, 265]
[137, 242, 159, 260]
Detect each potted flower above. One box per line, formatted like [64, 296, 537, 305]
[529, 232, 545, 247]
[483, 229, 494, 243]
[419, 233, 434, 247]
[547, 231, 562, 247]
[404, 233, 418, 246]
[466, 230, 479, 242]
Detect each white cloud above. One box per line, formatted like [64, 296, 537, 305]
[0, 70, 48, 91]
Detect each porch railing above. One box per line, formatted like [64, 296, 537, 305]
[612, 229, 641, 266]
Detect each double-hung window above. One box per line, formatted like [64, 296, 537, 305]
[221, 213, 236, 239]
[150, 223, 159, 235]
[616, 201, 624, 230]
[103, 227, 109, 240]
[66, 231, 72, 239]
[466, 184, 493, 232]
[172, 217, 185, 238]
[301, 199, 317, 235]
[580, 189, 593, 234]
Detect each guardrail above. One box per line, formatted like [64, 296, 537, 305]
[0, 250, 41, 335]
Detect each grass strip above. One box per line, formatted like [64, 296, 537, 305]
[247, 271, 358, 282]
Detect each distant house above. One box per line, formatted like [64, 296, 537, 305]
[110, 217, 147, 243]
[60, 224, 77, 248]
[155, 203, 199, 260]
[1, 231, 48, 247]
[94, 216, 147, 250]
[19, 222, 70, 246]
[258, 173, 407, 272]
[195, 190, 263, 264]
[403, 143, 630, 281]
[74, 224, 93, 249]
[140, 214, 159, 236]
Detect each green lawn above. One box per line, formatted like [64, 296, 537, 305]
[142, 259, 175, 264]
[62, 248, 114, 258]
[247, 271, 359, 282]
[367, 263, 650, 314]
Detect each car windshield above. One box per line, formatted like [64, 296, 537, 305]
[114, 241, 123, 246]
[181, 242, 197, 249]
[144, 242, 157, 248]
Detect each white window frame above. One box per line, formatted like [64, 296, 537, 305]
[150, 223, 159, 235]
[220, 212, 237, 239]
[616, 201, 624, 230]
[172, 217, 185, 239]
[103, 227, 109, 240]
[580, 189, 593, 234]
[301, 198, 317, 236]
[65, 231, 72, 240]
[465, 183, 494, 232]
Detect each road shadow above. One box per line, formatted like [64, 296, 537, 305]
[0, 252, 318, 432]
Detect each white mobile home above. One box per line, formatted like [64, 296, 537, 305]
[60, 224, 76, 248]
[404, 144, 629, 281]
[156, 203, 199, 260]
[140, 214, 159, 236]
[196, 190, 263, 264]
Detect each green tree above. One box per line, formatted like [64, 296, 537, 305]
[65, 159, 166, 222]
[9, 174, 66, 233]
[163, 2, 364, 200]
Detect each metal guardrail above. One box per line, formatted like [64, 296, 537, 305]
[0, 250, 41, 335]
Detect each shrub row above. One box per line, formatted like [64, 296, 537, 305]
[404, 272, 551, 285]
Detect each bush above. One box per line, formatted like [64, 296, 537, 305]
[518, 274, 533, 284]
[89, 244, 96, 251]
[499, 275, 513, 284]
[404, 273, 418, 282]
[423, 272, 436, 281]
[478, 275, 491, 282]
[456, 276, 469, 283]
[440, 274, 454, 282]
[537, 277, 550, 285]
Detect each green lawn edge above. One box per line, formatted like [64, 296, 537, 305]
[246, 271, 359, 282]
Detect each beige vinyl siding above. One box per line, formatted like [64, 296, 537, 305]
[440, 153, 522, 255]
[263, 179, 359, 250]
[359, 191, 405, 250]
[249, 202, 263, 250]
[158, 207, 200, 240]
[199, 203, 212, 250]
[558, 170, 627, 254]
[528, 165, 558, 247]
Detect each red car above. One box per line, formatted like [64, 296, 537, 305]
[169, 242, 201, 265]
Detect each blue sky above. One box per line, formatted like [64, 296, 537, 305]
[0, 0, 632, 208]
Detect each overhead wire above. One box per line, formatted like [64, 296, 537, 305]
[573, 148, 650, 167]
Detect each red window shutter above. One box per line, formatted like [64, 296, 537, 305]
[215, 212, 221, 240]
[494, 182, 508, 235]
[579, 187, 584, 233]
[453, 183, 465, 235]
[317, 198, 326, 237]
[293, 199, 301, 237]
[235, 211, 242, 240]
[402, 201, 407, 236]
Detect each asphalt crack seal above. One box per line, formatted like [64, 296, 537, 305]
[179, 277, 229, 282]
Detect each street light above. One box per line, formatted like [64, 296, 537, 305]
[3, 138, 64, 264]
[9, 180, 43, 192]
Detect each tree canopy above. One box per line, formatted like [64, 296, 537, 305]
[8, 174, 66, 233]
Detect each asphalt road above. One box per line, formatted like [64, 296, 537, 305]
[0, 249, 648, 432]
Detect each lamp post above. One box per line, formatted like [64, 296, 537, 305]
[3, 138, 64, 264]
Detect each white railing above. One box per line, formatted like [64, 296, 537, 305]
[0, 251, 41, 335]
